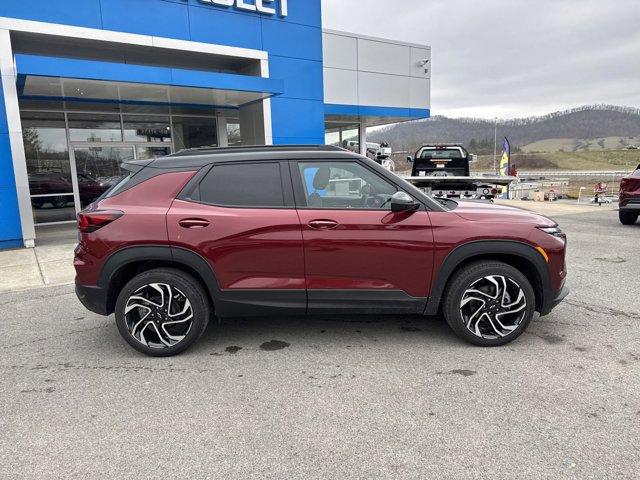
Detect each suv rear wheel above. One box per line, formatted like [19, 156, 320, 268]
[443, 261, 536, 346]
[114, 268, 210, 356]
[619, 210, 638, 225]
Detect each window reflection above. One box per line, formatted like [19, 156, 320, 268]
[68, 113, 122, 142]
[123, 116, 171, 143]
[31, 195, 77, 224]
[227, 122, 242, 146]
[173, 116, 217, 150]
[22, 112, 73, 196]
[73, 147, 134, 207]
[136, 146, 172, 160]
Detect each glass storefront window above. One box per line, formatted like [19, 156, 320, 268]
[22, 112, 73, 196]
[227, 122, 242, 146]
[73, 147, 134, 207]
[325, 126, 341, 147]
[68, 113, 123, 142]
[123, 115, 171, 143]
[172, 116, 217, 150]
[136, 146, 172, 160]
[325, 123, 360, 152]
[19, 104, 228, 226]
[31, 195, 77, 224]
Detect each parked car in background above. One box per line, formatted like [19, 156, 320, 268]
[619, 164, 640, 225]
[29, 171, 110, 208]
[74, 145, 568, 356]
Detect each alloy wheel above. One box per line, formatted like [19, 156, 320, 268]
[124, 283, 194, 349]
[459, 275, 527, 339]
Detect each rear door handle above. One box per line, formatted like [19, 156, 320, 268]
[179, 218, 210, 229]
[308, 219, 339, 230]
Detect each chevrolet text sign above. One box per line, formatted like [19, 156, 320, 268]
[199, 0, 288, 17]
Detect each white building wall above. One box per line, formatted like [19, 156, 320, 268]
[322, 30, 431, 111]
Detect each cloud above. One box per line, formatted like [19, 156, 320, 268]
[322, 0, 640, 118]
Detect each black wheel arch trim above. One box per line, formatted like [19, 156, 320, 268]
[97, 245, 223, 315]
[424, 240, 551, 316]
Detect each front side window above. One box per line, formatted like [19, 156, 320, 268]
[298, 161, 397, 210]
[199, 163, 284, 208]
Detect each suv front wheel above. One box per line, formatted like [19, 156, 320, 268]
[443, 261, 536, 346]
[114, 268, 210, 356]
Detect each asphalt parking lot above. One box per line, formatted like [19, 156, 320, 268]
[1, 205, 639, 479]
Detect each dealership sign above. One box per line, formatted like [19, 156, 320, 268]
[198, 0, 288, 17]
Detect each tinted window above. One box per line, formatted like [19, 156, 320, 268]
[298, 161, 397, 210]
[199, 163, 284, 207]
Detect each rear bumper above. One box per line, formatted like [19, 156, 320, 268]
[75, 282, 109, 316]
[540, 284, 570, 316]
[619, 203, 640, 211]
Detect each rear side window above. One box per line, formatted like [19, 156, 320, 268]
[199, 162, 284, 207]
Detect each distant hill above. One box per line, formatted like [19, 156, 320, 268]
[370, 105, 640, 154]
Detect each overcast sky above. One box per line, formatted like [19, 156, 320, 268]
[321, 0, 640, 119]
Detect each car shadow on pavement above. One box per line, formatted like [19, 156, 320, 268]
[190, 314, 461, 355]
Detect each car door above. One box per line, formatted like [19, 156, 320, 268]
[167, 160, 306, 316]
[291, 159, 435, 314]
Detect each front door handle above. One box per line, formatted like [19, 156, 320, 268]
[308, 219, 339, 230]
[179, 218, 210, 229]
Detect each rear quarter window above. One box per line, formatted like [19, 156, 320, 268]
[198, 162, 285, 208]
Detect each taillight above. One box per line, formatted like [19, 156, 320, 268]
[77, 210, 123, 233]
[620, 178, 629, 191]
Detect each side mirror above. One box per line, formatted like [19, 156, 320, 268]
[406, 156, 414, 163]
[390, 191, 419, 213]
[469, 154, 478, 163]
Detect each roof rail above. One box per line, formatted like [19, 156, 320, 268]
[170, 144, 347, 157]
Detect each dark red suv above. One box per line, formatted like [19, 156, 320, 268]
[74, 145, 568, 356]
[619, 164, 640, 225]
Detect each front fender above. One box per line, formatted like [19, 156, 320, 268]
[424, 240, 550, 315]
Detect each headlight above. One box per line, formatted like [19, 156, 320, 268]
[538, 226, 566, 240]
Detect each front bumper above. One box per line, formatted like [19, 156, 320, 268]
[540, 284, 570, 316]
[75, 282, 109, 316]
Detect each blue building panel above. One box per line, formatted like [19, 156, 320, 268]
[261, 20, 323, 61]
[270, 98, 325, 142]
[100, 0, 191, 40]
[269, 56, 323, 101]
[0, 0, 103, 29]
[188, 6, 264, 50]
[0, 78, 22, 245]
[0, 133, 16, 188]
[325, 103, 431, 121]
[0, 184, 23, 248]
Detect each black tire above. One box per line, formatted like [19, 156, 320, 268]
[114, 268, 210, 357]
[442, 261, 536, 347]
[51, 197, 68, 208]
[619, 210, 638, 225]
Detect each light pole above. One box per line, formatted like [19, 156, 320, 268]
[493, 117, 498, 173]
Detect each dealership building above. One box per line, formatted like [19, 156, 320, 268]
[0, 0, 431, 249]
